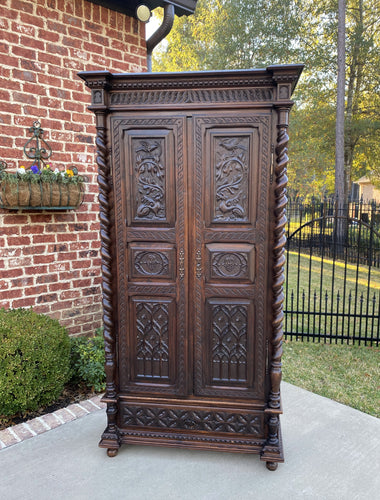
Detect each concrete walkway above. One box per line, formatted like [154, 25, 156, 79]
[0, 382, 379, 500]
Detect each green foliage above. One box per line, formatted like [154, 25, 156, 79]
[0, 165, 84, 185]
[288, 104, 336, 198]
[153, 0, 380, 198]
[153, 0, 303, 71]
[70, 330, 105, 392]
[0, 308, 70, 417]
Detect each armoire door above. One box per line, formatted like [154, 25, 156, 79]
[112, 115, 190, 397]
[191, 112, 272, 401]
[113, 111, 271, 403]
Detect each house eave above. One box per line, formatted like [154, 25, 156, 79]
[87, 0, 197, 18]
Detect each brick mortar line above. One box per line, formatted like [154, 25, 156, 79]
[76, 403, 90, 414]
[53, 411, 66, 424]
[36, 416, 51, 431]
[7, 427, 21, 442]
[0, 394, 106, 451]
[22, 422, 37, 436]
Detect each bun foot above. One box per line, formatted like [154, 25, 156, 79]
[266, 461, 278, 471]
[107, 448, 118, 457]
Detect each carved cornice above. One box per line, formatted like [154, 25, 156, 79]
[268, 64, 304, 93]
[110, 87, 273, 106]
[109, 76, 273, 91]
[78, 71, 112, 89]
[79, 73, 273, 91]
[79, 66, 303, 93]
[78, 67, 304, 109]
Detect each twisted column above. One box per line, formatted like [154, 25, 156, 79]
[270, 107, 290, 411]
[95, 111, 116, 400]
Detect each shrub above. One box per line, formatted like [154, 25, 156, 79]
[0, 308, 70, 417]
[70, 329, 105, 392]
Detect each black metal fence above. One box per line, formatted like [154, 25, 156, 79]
[284, 198, 380, 345]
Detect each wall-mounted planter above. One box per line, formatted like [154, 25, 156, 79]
[0, 181, 83, 210]
[0, 121, 85, 211]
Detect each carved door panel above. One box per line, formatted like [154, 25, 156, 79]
[192, 114, 271, 399]
[113, 112, 270, 401]
[112, 116, 188, 396]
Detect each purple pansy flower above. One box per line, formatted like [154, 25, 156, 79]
[31, 165, 40, 174]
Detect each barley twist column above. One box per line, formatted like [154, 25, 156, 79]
[270, 106, 290, 411]
[95, 109, 120, 454]
[262, 106, 291, 470]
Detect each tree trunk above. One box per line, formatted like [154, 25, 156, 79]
[335, 0, 346, 204]
[345, 0, 364, 199]
[335, 0, 346, 253]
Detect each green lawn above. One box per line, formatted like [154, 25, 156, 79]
[286, 250, 380, 296]
[283, 250, 379, 417]
[282, 340, 380, 418]
[283, 212, 379, 415]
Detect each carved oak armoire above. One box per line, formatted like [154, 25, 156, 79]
[79, 65, 303, 470]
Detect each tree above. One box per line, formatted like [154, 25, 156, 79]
[153, 0, 380, 199]
[153, 0, 302, 71]
[335, 0, 345, 203]
[344, 0, 380, 192]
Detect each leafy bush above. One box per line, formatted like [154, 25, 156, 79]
[0, 308, 70, 417]
[70, 329, 105, 392]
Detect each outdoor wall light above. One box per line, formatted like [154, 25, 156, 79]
[136, 4, 152, 23]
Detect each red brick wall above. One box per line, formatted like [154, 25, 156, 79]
[0, 0, 147, 335]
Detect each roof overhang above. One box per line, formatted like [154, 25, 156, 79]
[87, 1, 197, 18]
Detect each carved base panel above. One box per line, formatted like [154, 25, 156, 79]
[97, 400, 285, 460]
[119, 428, 266, 454]
[118, 402, 265, 437]
[98, 399, 284, 463]
[98, 421, 284, 459]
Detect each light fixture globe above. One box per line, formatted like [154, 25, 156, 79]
[136, 4, 151, 23]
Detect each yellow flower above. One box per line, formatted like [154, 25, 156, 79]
[66, 169, 74, 177]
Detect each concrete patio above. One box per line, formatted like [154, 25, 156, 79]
[0, 382, 379, 500]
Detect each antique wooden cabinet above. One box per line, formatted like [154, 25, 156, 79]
[79, 66, 303, 470]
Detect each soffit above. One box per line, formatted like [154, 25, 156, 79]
[87, 1, 197, 18]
